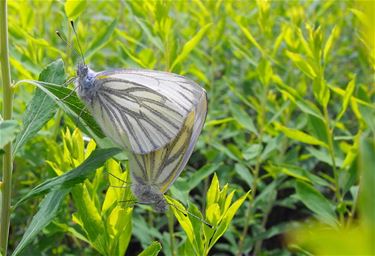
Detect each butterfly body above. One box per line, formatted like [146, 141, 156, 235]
[132, 184, 168, 213]
[76, 64, 207, 212]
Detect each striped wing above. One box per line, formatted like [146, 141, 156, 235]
[90, 69, 205, 154]
[129, 92, 207, 194]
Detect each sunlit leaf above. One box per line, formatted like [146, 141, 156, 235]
[65, 0, 87, 19]
[170, 23, 212, 71]
[15, 148, 121, 206]
[13, 59, 65, 155]
[138, 241, 162, 256]
[285, 50, 316, 79]
[274, 122, 328, 147]
[336, 76, 356, 121]
[15, 79, 104, 139]
[85, 19, 118, 60]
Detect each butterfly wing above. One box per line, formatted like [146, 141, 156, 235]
[129, 92, 208, 194]
[89, 69, 205, 154]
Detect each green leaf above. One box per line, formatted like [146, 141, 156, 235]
[208, 192, 249, 252]
[234, 163, 253, 188]
[230, 103, 258, 135]
[85, 19, 118, 60]
[336, 76, 356, 121]
[170, 23, 212, 71]
[0, 120, 19, 149]
[285, 50, 316, 79]
[13, 59, 65, 155]
[274, 122, 328, 147]
[165, 196, 196, 250]
[138, 241, 162, 256]
[359, 137, 375, 231]
[133, 16, 164, 52]
[307, 147, 344, 168]
[295, 181, 338, 226]
[243, 144, 262, 160]
[207, 173, 220, 206]
[15, 79, 104, 139]
[15, 147, 121, 207]
[71, 186, 107, 254]
[12, 188, 70, 256]
[281, 168, 311, 182]
[236, 21, 266, 56]
[323, 26, 340, 62]
[273, 75, 324, 120]
[64, 0, 87, 19]
[308, 114, 329, 145]
[174, 163, 220, 192]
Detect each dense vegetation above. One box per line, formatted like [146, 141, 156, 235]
[1, 1, 374, 255]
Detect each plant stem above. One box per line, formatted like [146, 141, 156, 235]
[236, 84, 267, 256]
[254, 189, 275, 255]
[323, 107, 343, 222]
[167, 208, 175, 256]
[1, 0, 13, 255]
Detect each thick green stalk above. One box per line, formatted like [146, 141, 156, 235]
[1, 0, 13, 255]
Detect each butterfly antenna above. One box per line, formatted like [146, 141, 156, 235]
[118, 199, 138, 208]
[168, 202, 213, 228]
[107, 171, 131, 185]
[56, 30, 81, 60]
[60, 83, 79, 102]
[70, 20, 86, 65]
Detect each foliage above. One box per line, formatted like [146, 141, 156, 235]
[166, 174, 248, 255]
[0, 0, 374, 255]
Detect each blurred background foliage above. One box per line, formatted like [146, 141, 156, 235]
[1, 0, 374, 255]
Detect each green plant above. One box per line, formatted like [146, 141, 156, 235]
[1, 1, 374, 255]
[166, 174, 248, 255]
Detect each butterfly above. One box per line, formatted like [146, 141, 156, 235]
[76, 64, 208, 212]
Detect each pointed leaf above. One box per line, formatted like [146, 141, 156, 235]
[138, 241, 162, 256]
[12, 189, 70, 256]
[13, 59, 65, 155]
[295, 181, 338, 227]
[85, 19, 118, 60]
[15, 147, 121, 207]
[15, 79, 104, 138]
[0, 120, 19, 149]
[170, 23, 212, 71]
[274, 122, 328, 147]
[65, 0, 87, 19]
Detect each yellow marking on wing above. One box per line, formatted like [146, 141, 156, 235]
[96, 75, 110, 80]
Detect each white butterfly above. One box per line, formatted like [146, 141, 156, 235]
[76, 64, 207, 212]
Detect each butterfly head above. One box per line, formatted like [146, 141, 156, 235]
[76, 63, 97, 103]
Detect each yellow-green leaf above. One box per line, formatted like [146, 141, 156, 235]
[207, 173, 220, 206]
[286, 50, 317, 79]
[170, 23, 212, 71]
[64, 0, 87, 19]
[138, 241, 162, 256]
[165, 196, 195, 246]
[337, 76, 356, 121]
[274, 122, 328, 147]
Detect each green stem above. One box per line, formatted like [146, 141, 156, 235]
[167, 208, 175, 256]
[323, 107, 343, 222]
[1, 0, 13, 255]
[254, 190, 274, 255]
[236, 85, 267, 256]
